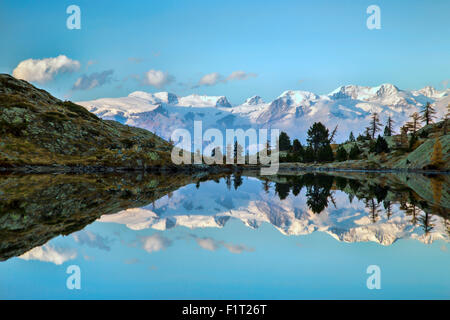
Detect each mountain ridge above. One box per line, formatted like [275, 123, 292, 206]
[78, 83, 450, 142]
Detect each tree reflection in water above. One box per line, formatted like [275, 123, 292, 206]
[255, 173, 449, 236]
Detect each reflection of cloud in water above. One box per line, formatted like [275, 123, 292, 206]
[190, 235, 254, 254]
[19, 244, 77, 265]
[73, 230, 111, 251]
[140, 234, 172, 253]
[196, 237, 219, 251]
[124, 258, 140, 264]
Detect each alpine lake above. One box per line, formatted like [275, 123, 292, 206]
[0, 171, 448, 299]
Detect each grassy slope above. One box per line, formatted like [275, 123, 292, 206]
[0, 74, 174, 169]
[322, 122, 449, 170]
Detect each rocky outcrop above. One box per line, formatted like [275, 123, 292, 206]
[0, 74, 175, 170]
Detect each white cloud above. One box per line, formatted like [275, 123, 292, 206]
[19, 244, 77, 265]
[196, 71, 257, 87]
[199, 72, 222, 86]
[226, 70, 257, 81]
[141, 234, 172, 253]
[143, 69, 174, 88]
[72, 70, 114, 90]
[12, 55, 81, 83]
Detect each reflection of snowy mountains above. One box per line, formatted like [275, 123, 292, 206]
[98, 178, 449, 246]
[78, 84, 450, 142]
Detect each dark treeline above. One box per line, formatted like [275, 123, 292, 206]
[278, 122, 336, 163]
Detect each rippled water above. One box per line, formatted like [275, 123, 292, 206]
[0, 172, 448, 299]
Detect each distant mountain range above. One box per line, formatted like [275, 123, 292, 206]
[78, 84, 450, 143]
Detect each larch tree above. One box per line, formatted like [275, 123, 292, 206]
[367, 112, 382, 139]
[420, 102, 437, 126]
[430, 138, 444, 168]
[408, 112, 422, 134]
[384, 116, 395, 136]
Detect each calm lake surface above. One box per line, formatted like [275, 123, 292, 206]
[0, 171, 448, 299]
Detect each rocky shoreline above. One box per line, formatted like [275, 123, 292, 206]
[1, 162, 448, 175]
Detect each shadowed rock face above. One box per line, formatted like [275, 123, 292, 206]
[0, 172, 223, 261]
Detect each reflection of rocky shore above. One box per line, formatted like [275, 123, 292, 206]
[0, 172, 224, 261]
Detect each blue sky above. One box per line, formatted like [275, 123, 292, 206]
[1, 0, 449, 104]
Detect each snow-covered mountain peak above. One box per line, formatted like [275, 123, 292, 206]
[416, 86, 438, 97]
[128, 91, 178, 104]
[328, 84, 403, 102]
[375, 83, 400, 97]
[216, 96, 233, 108]
[328, 85, 364, 100]
[413, 86, 449, 99]
[278, 90, 319, 104]
[177, 94, 232, 108]
[244, 95, 264, 105]
[128, 91, 159, 102]
[154, 92, 179, 104]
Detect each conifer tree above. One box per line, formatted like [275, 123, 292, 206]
[349, 131, 355, 142]
[366, 112, 382, 139]
[408, 112, 422, 134]
[336, 146, 348, 161]
[348, 144, 361, 160]
[278, 131, 291, 151]
[384, 116, 395, 136]
[420, 102, 437, 126]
